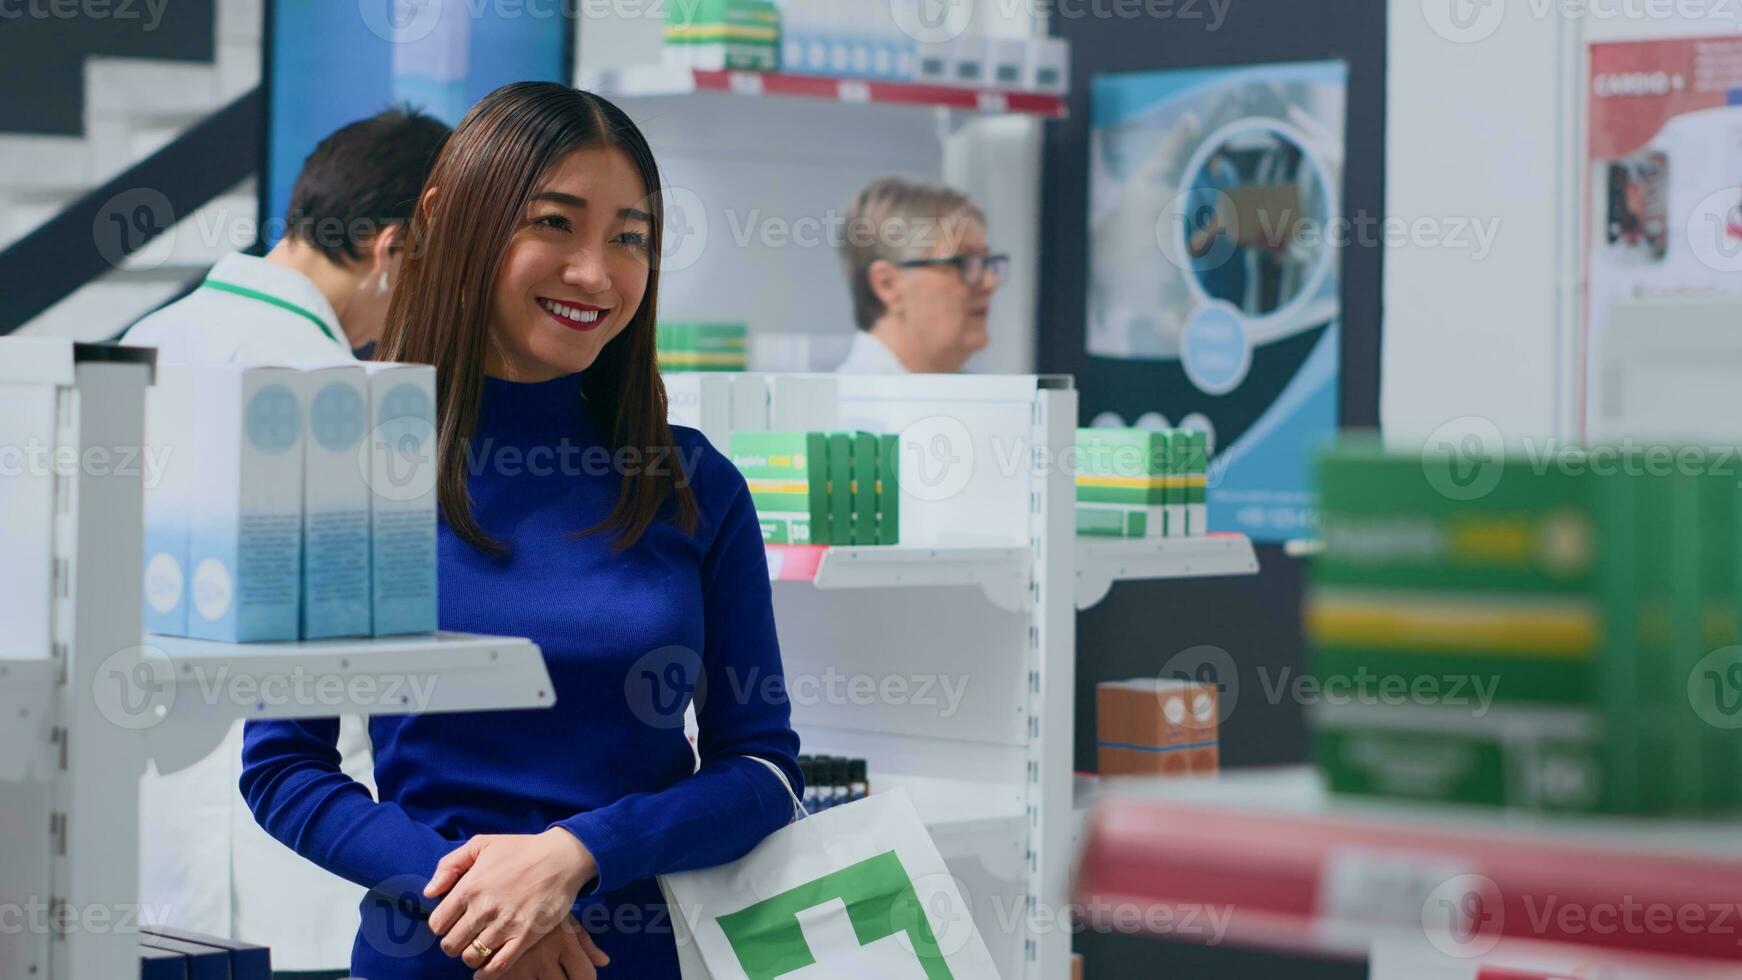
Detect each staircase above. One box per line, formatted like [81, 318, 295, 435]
[0, 0, 262, 340]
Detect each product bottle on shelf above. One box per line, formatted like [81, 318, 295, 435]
[798, 755, 819, 813]
[848, 758, 869, 801]
[830, 757, 851, 808]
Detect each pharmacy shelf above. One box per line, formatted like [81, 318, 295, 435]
[1074, 533, 1260, 610]
[768, 543, 1032, 610]
[0, 657, 57, 782]
[877, 771, 1027, 834]
[584, 65, 1068, 117]
[137, 632, 552, 775]
[1074, 767, 1742, 965]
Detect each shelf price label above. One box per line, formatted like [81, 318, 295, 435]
[729, 72, 764, 96]
[1319, 848, 1502, 958]
[838, 80, 871, 104]
[976, 91, 1009, 113]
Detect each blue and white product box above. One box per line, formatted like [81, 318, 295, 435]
[989, 37, 1026, 89]
[363, 363, 438, 635]
[1027, 36, 1068, 93]
[186, 365, 305, 642]
[142, 367, 199, 636]
[299, 365, 372, 639]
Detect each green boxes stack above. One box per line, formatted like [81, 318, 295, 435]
[730, 431, 899, 546]
[1075, 428, 1209, 538]
[665, 0, 780, 72]
[729, 432, 827, 544]
[657, 322, 748, 373]
[1308, 440, 1741, 816]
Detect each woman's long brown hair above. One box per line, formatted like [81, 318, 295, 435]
[377, 82, 698, 556]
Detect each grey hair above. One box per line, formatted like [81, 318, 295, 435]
[839, 176, 985, 331]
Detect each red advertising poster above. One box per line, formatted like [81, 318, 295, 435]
[1583, 38, 1742, 435]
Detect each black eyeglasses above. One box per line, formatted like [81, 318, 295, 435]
[897, 253, 1009, 287]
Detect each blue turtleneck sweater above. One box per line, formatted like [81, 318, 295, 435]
[240, 372, 803, 978]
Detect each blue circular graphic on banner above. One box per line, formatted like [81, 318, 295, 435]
[1180, 303, 1252, 396]
[245, 385, 302, 454]
[310, 383, 365, 453]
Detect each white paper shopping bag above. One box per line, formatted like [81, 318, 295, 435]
[659, 763, 999, 980]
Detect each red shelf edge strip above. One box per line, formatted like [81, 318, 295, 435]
[691, 70, 1065, 117]
[1073, 797, 1742, 963]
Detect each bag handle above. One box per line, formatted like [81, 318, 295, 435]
[745, 756, 808, 823]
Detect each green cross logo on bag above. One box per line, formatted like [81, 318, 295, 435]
[714, 851, 954, 980]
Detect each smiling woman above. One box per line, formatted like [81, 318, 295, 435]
[238, 82, 804, 980]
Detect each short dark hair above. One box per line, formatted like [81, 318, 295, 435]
[285, 107, 450, 266]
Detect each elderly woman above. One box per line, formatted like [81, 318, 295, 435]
[834, 176, 1007, 374]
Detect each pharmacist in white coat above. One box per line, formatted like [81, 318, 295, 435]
[123, 108, 449, 978]
[834, 176, 1005, 375]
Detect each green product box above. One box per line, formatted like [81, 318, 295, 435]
[853, 432, 878, 546]
[690, 322, 748, 353]
[1698, 467, 1742, 812]
[1315, 442, 1600, 595]
[1186, 430, 1209, 536]
[1661, 470, 1703, 814]
[1593, 462, 1690, 815]
[1077, 505, 1161, 538]
[666, 0, 781, 73]
[1075, 429, 1169, 507]
[1309, 443, 1603, 709]
[668, 0, 779, 34]
[807, 432, 831, 545]
[657, 322, 747, 372]
[878, 434, 899, 545]
[729, 431, 826, 545]
[828, 433, 853, 549]
[1167, 431, 1191, 538]
[1309, 439, 1742, 816]
[1313, 702, 1605, 813]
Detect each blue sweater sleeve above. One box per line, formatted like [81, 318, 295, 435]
[554, 446, 804, 895]
[239, 717, 458, 915]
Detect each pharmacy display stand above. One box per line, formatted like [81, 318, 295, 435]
[0, 341, 554, 980]
[1075, 768, 1742, 979]
[0, 348, 1256, 979]
[744, 373, 1255, 979]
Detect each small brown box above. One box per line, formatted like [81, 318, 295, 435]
[1096, 678, 1219, 777]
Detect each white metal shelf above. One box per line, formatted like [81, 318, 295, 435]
[138, 631, 552, 775]
[877, 772, 1027, 834]
[0, 657, 57, 782]
[0, 343, 561, 980]
[1074, 533, 1260, 610]
[742, 374, 1076, 980]
[769, 544, 1033, 611]
[1076, 767, 1742, 969]
[582, 65, 1068, 117]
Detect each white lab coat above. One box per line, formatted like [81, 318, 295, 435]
[833, 330, 911, 375]
[126, 252, 377, 972]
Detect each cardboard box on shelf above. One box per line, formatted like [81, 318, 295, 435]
[730, 431, 828, 545]
[362, 363, 438, 636]
[1096, 678, 1220, 777]
[299, 365, 372, 639]
[182, 365, 305, 643]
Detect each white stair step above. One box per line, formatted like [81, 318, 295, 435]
[217, 37, 262, 100]
[0, 194, 75, 253]
[85, 58, 226, 120]
[218, 0, 264, 43]
[0, 135, 94, 193]
[118, 183, 258, 272]
[14, 273, 194, 343]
